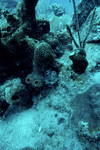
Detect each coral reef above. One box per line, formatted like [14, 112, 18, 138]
[0, 1, 100, 150]
[44, 69, 58, 87]
[19, 0, 38, 23]
[69, 83, 100, 133]
[83, 7, 100, 43]
[56, 30, 73, 51]
[69, 83, 100, 149]
[0, 78, 32, 106]
[33, 41, 55, 71]
[25, 70, 44, 92]
[71, 0, 99, 28]
[0, 0, 66, 116]
[77, 121, 100, 143]
[42, 33, 60, 51]
[0, 78, 33, 116]
[51, 3, 65, 17]
[0, 0, 50, 83]
[20, 147, 35, 150]
[0, 101, 9, 117]
[1, 0, 18, 8]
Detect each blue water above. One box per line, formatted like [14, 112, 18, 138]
[0, 0, 80, 10]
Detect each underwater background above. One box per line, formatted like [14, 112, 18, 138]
[0, 0, 100, 150]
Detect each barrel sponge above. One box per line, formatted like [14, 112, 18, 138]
[34, 42, 55, 70]
[4, 78, 30, 105]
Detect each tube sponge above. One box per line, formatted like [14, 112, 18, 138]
[25, 72, 44, 90]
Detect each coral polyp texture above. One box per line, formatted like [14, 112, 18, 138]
[33, 41, 55, 70]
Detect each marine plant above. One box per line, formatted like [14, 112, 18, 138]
[66, 0, 96, 74]
[67, 0, 96, 48]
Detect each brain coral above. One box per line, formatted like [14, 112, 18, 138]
[33, 42, 55, 70]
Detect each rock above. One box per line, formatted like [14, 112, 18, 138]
[0, 101, 9, 117]
[56, 30, 73, 51]
[18, 0, 38, 22]
[69, 83, 100, 133]
[0, 78, 31, 106]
